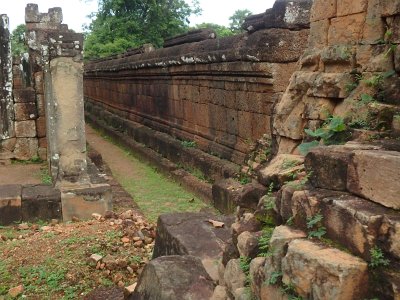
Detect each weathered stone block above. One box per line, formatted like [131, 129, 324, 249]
[14, 138, 38, 160]
[224, 258, 247, 295]
[21, 185, 61, 222]
[15, 120, 36, 138]
[250, 257, 266, 299]
[347, 150, 400, 209]
[36, 116, 46, 138]
[310, 0, 337, 22]
[282, 239, 368, 299]
[61, 184, 112, 221]
[381, 0, 400, 16]
[264, 226, 306, 283]
[0, 185, 22, 225]
[307, 73, 353, 99]
[14, 103, 37, 121]
[13, 88, 36, 103]
[212, 179, 266, 214]
[264, 0, 313, 30]
[130, 255, 214, 300]
[152, 212, 233, 259]
[305, 146, 352, 191]
[258, 154, 304, 188]
[337, 0, 368, 17]
[308, 19, 329, 49]
[237, 231, 261, 258]
[210, 285, 229, 300]
[328, 13, 366, 45]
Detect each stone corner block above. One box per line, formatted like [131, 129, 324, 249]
[60, 183, 112, 221]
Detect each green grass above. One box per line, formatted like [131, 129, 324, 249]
[94, 128, 212, 222]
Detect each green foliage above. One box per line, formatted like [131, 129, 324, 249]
[40, 167, 53, 185]
[238, 173, 251, 185]
[281, 283, 303, 300]
[11, 24, 28, 56]
[268, 271, 282, 285]
[263, 183, 275, 211]
[258, 227, 274, 257]
[84, 0, 201, 59]
[369, 247, 390, 268]
[299, 116, 348, 155]
[192, 22, 234, 37]
[281, 159, 298, 170]
[306, 212, 326, 239]
[229, 9, 252, 33]
[181, 140, 197, 148]
[239, 256, 251, 286]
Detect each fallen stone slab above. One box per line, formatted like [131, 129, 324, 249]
[152, 212, 233, 282]
[0, 184, 22, 225]
[21, 184, 61, 222]
[282, 239, 368, 300]
[129, 255, 214, 300]
[152, 212, 234, 260]
[347, 150, 400, 209]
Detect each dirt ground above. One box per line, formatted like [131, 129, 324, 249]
[0, 125, 205, 299]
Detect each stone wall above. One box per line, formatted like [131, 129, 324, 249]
[274, 0, 400, 152]
[83, 2, 311, 165]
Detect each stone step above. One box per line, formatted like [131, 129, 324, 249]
[305, 142, 400, 209]
[277, 186, 400, 261]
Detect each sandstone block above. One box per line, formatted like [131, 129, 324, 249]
[210, 285, 229, 300]
[258, 154, 304, 188]
[237, 231, 261, 258]
[264, 0, 313, 30]
[282, 239, 368, 299]
[34, 72, 44, 94]
[36, 116, 46, 138]
[305, 146, 352, 191]
[308, 19, 329, 49]
[362, 17, 385, 44]
[13, 88, 36, 103]
[130, 255, 214, 300]
[250, 257, 266, 299]
[61, 184, 112, 221]
[212, 179, 266, 214]
[14, 103, 37, 121]
[152, 212, 233, 258]
[310, 0, 336, 22]
[14, 138, 38, 160]
[348, 150, 400, 209]
[231, 213, 263, 240]
[224, 259, 247, 294]
[21, 185, 61, 222]
[337, 0, 368, 17]
[0, 185, 22, 225]
[382, 0, 400, 16]
[15, 120, 36, 138]
[328, 13, 366, 45]
[260, 285, 288, 300]
[308, 72, 353, 99]
[36, 94, 45, 116]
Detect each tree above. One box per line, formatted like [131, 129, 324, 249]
[229, 9, 252, 34]
[192, 23, 233, 38]
[84, 0, 201, 59]
[11, 24, 28, 57]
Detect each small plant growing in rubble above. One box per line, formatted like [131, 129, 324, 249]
[299, 116, 348, 155]
[306, 212, 326, 239]
[369, 247, 390, 268]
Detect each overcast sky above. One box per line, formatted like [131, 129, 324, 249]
[0, 0, 274, 32]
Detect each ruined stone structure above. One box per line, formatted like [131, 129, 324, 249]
[83, 0, 399, 299]
[0, 5, 112, 224]
[83, 4, 310, 166]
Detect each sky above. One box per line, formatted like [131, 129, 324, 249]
[0, 0, 275, 32]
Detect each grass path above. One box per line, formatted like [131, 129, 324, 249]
[86, 125, 209, 222]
